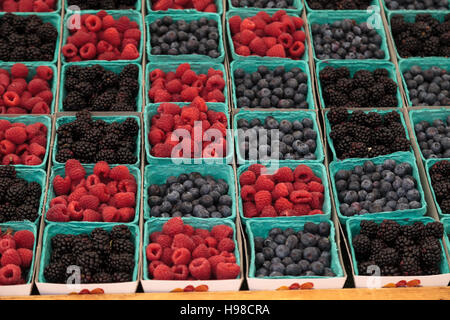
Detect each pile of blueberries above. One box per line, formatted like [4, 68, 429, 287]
[335, 159, 423, 217]
[230, 0, 296, 9]
[236, 116, 318, 161]
[233, 65, 309, 109]
[254, 222, 336, 277]
[385, 0, 448, 11]
[149, 16, 221, 58]
[311, 20, 386, 60]
[148, 172, 233, 218]
[414, 116, 450, 159]
[403, 65, 450, 107]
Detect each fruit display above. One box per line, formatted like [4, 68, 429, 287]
[0, 226, 35, 285]
[62, 11, 141, 62]
[333, 158, 424, 217]
[232, 64, 309, 109]
[236, 115, 319, 161]
[0, 13, 58, 62]
[145, 218, 240, 280]
[0, 0, 57, 11]
[428, 160, 450, 214]
[43, 225, 136, 284]
[385, 0, 449, 10]
[414, 116, 450, 159]
[0, 166, 42, 223]
[151, 0, 218, 11]
[230, 0, 296, 9]
[390, 13, 450, 58]
[55, 110, 139, 164]
[240, 164, 327, 218]
[351, 219, 444, 276]
[327, 108, 411, 160]
[318, 65, 399, 109]
[402, 65, 449, 107]
[62, 64, 140, 112]
[228, 11, 306, 59]
[148, 63, 225, 103]
[148, 15, 221, 58]
[67, 0, 136, 10]
[253, 222, 336, 277]
[306, 0, 373, 9]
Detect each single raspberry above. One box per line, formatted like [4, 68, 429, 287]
[206, 89, 225, 102]
[274, 197, 293, 213]
[239, 170, 256, 186]
[151, 143, 172, 158]
[180, 87, 199, 102]
[50, 196, 68, 208]
[120, 44, 140, 60]
[155, 113, 174, 133]
[249, 36, 267, 56]
[191, 235, 205, 247]
[255, 176, 275, 192]
[148, 260, 164, 277]
[294, 165, 314, 183]
[211, 225, 233, 241]
[78, 195, 100, 210]
[118, 207, 134, 222]
[217, 238, 235, 252]
[13, 230, 34, 250]
[172, 264, 188, 280]
[290, 190, 312, 204]
[293, 30, 306, 42]
[208, 255, 226, 276]
[11, 64, 28, 78]
[308, 181, 324, 193]
[292, 203, 311, 216]
[162, 217, 184, 236]
[260, 205, 277, 217]
[153, 264, 174, 280]
[289, 41, 305, 58]
[102, 27, 121, 47]
[310, 192, 324, 210]
[273, 167, 294, 183]
[118, 179, 137, 194]
[46, 204, 70, 222]
[278, 33, 293, 49]
[194, 229, 210, 239]
[236, 45, 251, 56]
[243, 201, 258, 218]
[192, 244, 210, 259]
[241, 185, 256, 201]
[5, 126, 27, 144]
[182, 225, 194, 237]
[254, 190, 272, 212]
[102, 206, 119, 222]
[220, 251, 236, 263]
[68, 187, 88, 203]
[113, 192, 135, 208]
[160, 247, 174, 266]
[146, 243, 162, 261]
[189, 257, 211, 280]
[53, 175, 71, 196]
[171, 248, 191, 265]
[0, 264, 22, 285]
[1, 249, 22, 267]
[79, 43, 97, 60]
[229, 15, 242, 34]
[272, 183, 289, 200]
[0, 140, 15, 155]
[264, 22, 284, 37]
[17, 248, 33, 268]
[160, 103, 181, 115]
[266, 44, 286, 58]
[150, 232, 162, 243]
[109, 165, 131, 181]
[65, 159, 86, 180]
[156, 234, 172, 249]
[172, 234, 195, 252]
[0, 238, 15, 254]
[248, 164, 267, 177]
[216, 262, 240, 280]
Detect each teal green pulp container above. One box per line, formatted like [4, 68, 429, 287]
[233, 109, 324, 165]
[330, 152, 427, 225]
[59, 62, 143, 112]
[442, 217, 450, 259]
[227, 0, 302, 14]
[142, 217, 241, 280]
[315, 60, 403, 109]
[229, 59, 314, 110]
[305, 0, 379, 12]
[246, 218, 344, 279]
[307, 11, 390, 62]
[147, 0, 223, 14]
[425, 158, 450, 218]
[65, 0, 141, 11]
[143, 164, 236, 220]
[382, 0, 449, 13]
[145, 62, 228, 109]
[146, 12, 225, 63]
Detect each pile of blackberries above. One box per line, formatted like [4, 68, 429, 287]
[414, 116, 450, 159]
[385, 0, 449, 10]
[403, 65, 449, 107]
[63, 64, 140, 112]
[231, 0, 296, 8]
[307, 0, 372, 10]
[353, 220, 444, 276]
[233, 65, 309, 109]
[254, 222, 337, 277]
[0, 13, 58, 62]
[236, 116, 318, 161]
[391, 13, 450, 58]
[335, 159, 422, 217]
[311, 19, 385, 60]
[55, 110, 139, 164]
[148, 172, 232, 218]
[319, 66, 399, 108]
[327, 108, 411, 159]
[44, 225, 136, 284]
[149, 16, 220, 58]
[429, 160, 450, 214]
[0, 166, 42, 223]
[67, 0, 136, 9]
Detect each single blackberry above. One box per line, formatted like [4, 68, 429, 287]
[352, 234, 371, 259]
[110, 225, 132, 240]
[44, 262, 66, 283]
[51, 234, 75, 254]
[95, 149, 117, 164]
[325, 89, 349, 107]
[0, 204, 17, 222]
[119, 64, 139, 81]
[23, 194, 41, 209]
[55, 149, 75, 163]
[108, 253, 134, 273]
[110, 102, 135, 112]
[358, 260, 376, 276]
[395, 236, 414, 252]
[80, 267, 94, 284]
[379, 77, 398, 95]
[76, 251, 102, 272]
[390, 137, 411, 152]
[116, 148, 137, 164]
[0, 166, 16, 178]
[347, 142, 368, 159]
[383, 111, 401, 125]
[59, 253, 76, 269]
[440, 199, 450, 214]
[71, 141, 97, 163]
[377, 220, 401, 244]
[63, 91, 87, 111]
[402, 222, 426, 242]
[327, 108, 348, 125]
[81, 128, 103, 144]
[27, 182, 42, 199]
[111, 239, 135, 254]
[381, 265, 401, 276]
[349, 88, 369, 107]
[420, 243, 441, 267]
[74, 82, 95, 99]
[373, 68, 389, 80]
[335, 78, 354, 92]
[119, 77, 139, 95]
[37, 22, 58, 42]
[365, 112, 383, 128]
[402, 246, 421, 260]
[425, 222, 444, 239]
[6, 182, 27, 206]
[112, 272, 132, 282]
[349, 111, 368, 127]
[423, 37, 440, 56]
[369, 238, 388, 260]
[433, 182, 450, 200]
[9, 46, 27, 61]
[27, 47, 43, 61]
[367, 84, 385, 102]
[353, 70, 375, 89]
[399, 256, 420, 276]
[92, 91, 116, 111]
[15, 205, 38, 222]
[72, 234, 94, 255]
[120, 118, 139, 137]
[374, 127, 395, 144]
[99, 133, 119, 150]
[101, 70, 119, 89]
[93, 272, 113, 283]
[91, 229, 111, 258]
[377, 95, 398, 108]
[360, 220, 379, 239]
[375, 248, 399, 267]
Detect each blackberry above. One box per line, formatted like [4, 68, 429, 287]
[377, 220, 401, 244]
[101, 71, 119, 88]
[319, 66, 338, 86]
[0, 166, 16, 178]
[402, 246, 421, 260]
[367, 84, 385, 102]
[441, 199, 450, 214]
[80, 267, 94, 284]
[95, 149, 117, 164]
[99, 133, 119, 150]
[402, 222, 426, 242]
[119, 64, 139, 81]
[92, 272, 113, 283]
[352, 234, 371, 259]
[374, 127, 394, 144]
[108, 253, 135, 273]
[110, 102, 135, 112]
[81, 128, 103, 144]
[74, 82, 95, 98]
[27, 47, 42, 61]
[44, 262, 66, 283]
[373, 68, 389, 80]
[377, 96, 398, 108]
[365, 112, 383, 128]
[72, 235, 94, 255]
[369, 238, 387, 260]
[381, 265, 401, 276]
[119, 77, 139, 95]
[15, 205, 38, 221]
[375, 248, 399, 267]
[111, 239, 135, 254]
[395, 236, 414, 252]
[112, 272, 132, 282]
[420, 243, 441, 267]
[55, 149, 75, 163]
[51, 234, 75, 253]
[92, 91, 116, 111]
[383, 111, 401, 125]
[120, 118, 139, 136]
[116, 148, 137, 164]
[390, 137, 410, 152]
[353, 70, 375, 89]
[349, 111, 368, 127]
[335, 78, 354, 92]
[37, 22, 58, 42]
[358, 260, 376, 275]
[360, 220, 379, 239]
[63, 91, 87, 111]
[72, 141, 97, 163]
[327, 108, 348, 125]
[379, 77, 398, 95]
[399, 256, 420, 276]
[110, 225, 132, 240]
[425, 222, 444, 239]
[76, 251, 102, 272]
[6, 182, 26, 206]
[59, 253, 76, 269]
[0, 204, 17, 222]
[9, 46, 27, 61]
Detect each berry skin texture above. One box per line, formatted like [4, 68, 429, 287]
[17, 248, 33, 268]
[1, 249, 22, 267]
[189, 257, 211, 280]
[172, 248, 191, 265]
[13, 230, 35, 250]
[254, 190, 272, 212]
[211, 225, 233, 241]
[153, 264, 174, 280]
[215, 262, 240, 280]
[239, 170, 256, 186]
[217, 238, 235, 252]
[255, 176, 275, 192]
[162, 217, 184, 236]
[146, 243, 163, 261]
[0, 264, 22, 285]
[0, 239, 16, 254]
[172, 234, 195, 252]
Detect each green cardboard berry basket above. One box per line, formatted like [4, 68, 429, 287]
[315, 60, 403, 109]
[53, 115, 141, 167]
[38, 223, 140, 283]
[142, 217, 241, 280]
[227, 0, 302, 14]
[245, 218, 344, 281]
[59, 61, 143, 112]
[0, 115, 52, 170]
[304, 0, 379, 12]
[146, 0, 223, 14]
[236, 162, 332, 222]
[144, 103, 233, 165]
[146, 12, 225, 63]
[62, 11, 143, 64]
[346, 216, 450, 276]
[143, 164, 236, 220]
[425, 158, 450, 218]
[324, 108, 412, 161]
[387, 11, 450, 62]
[233, 109, 324, 165]
[64, 0, 141, 11]
[0, 63, 58, 114]
[229, 59, 314, 110]
[381, 0, 450, 14]
[329, 152, 427, 225]
[409, 108, 450, 162]
[307, 11, 390, 62]
[0, 13, 61, 64]
[442, 217, 450, 259]
[145, 61, 228, 109]
[225, 10, 309, 62]
[398, 58, 450, 108]
[45, 164, 141, 225]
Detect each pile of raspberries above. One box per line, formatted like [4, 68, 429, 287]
[229, 10, 306, 59]
[146, 217, 240, 280]
[0, 0, 56, 11]
[47, 160, 137, 223]
[0, 119, 47, 166]
[148, 63, 225, 103]
[0, 64, 53, 114]
[240, 164, 325, 218]
[62, 11, 141, 62]
[0, 228, 35, 286]
[67, 0, 136, 10]
[151, 0, 217, 11]
[149, 98, 228, 159]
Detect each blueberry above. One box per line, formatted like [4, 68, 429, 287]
[285, 235, 299, 249]
[275, 245, 290, 259]
[286, 263, 302, 276]
[274, 234, 287, 245]
[262, 247, 274, 260]
[318, 222, 331, 237]
[271, 257, 282, 265]
[304, 222, 319, 234]
[324, 268, 336, 277]
[270, 262, 285, 275]
[254, 237, 264, 252]
[406, 189, 420, 201]
[298, 260, 311, 272]
[319, 251, 331, 267]
[256, 268, 269, 277]
[218, 205, 231, 217]
[344, 190, 358, 204]
[218, 195, 232, 206]
[262, 261, 271, 270]
[402, 177, 416, 191]
[318, 238, 331, 251]
[348, 181, 360, 191]
[310, 261, 325, 275]
[361, 179, 373, 192]
[255, 252, 265, 267]
[301, 233, 318, 247]
[303, 247, 321, 262]
[335, 170, 351, 180]
[290, 249, 303, 262]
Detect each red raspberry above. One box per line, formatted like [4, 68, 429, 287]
[156, 235, 172, 249]
[308, 181, 324, 193]
[11, 63, 28, 78]
[309, 209, 323, 215]
[192, 0, 210, 10]
[31, 101, 50, 114]
[109, 165, 131, 181]
[79, 43, 97, 60]
[217, 238, 235, 252]
[82, 209, 101, 222]
[114, 16, 131, 32]
[248, 164, 267, 177]
[294, 181, 308, 190]
[0, 140, 15, 155]
[161, 247, 174, 266]
[118, 207, 134, 222]
[274, 197, 293, 213]
[50, 196, 67, 208]
[249, 36, 267, 56]
[7, 80, 27, 95]
[69, 30, 91, 47]
[172, 234, 195, 252]
[240, 29, 256, 46]
[257, 11, 271, 22]
[206, 89, 225, 102]
[254, 190, 272, 212]
[0, 264, 21, 285]
[208, 255, 226, 276]
[243, 201, 258, 218]
[68, 201, 83, 221]
[264, 22, 284, 37]
[118, 179, 137, 194]
[165, 79, 182, 94]
[113, 192, 135, 208]
[17, 248, 32, 268]
[255, 176, 275, 192]
[216, 262, 240, 280]
[239, 170, 256, 186]
[180, 87, 199, 102]
[0, 238, 15, 254]
[148, 260, 163, 277]
[102, 206, 120, 222]
[236, 45, 251, 56]
[272, 183, 289, 200]
[292, 16, 304, 28]
[146, 243, 162, 261]
[162, 217, 184, 236]
[290, 190, 312, 204]
[155, 113, 174, 132]
[151, 143, 172, 157]
[150, 231, 162, 243]
[65, 159, 86, 180]
[205, 75, 225, 92]
[3, 91, 20, 108]
[13, 230, 34, 250]
[182, 225, 194, 237]
[52, 175, 71, 196]
[172, 265, 188, 280]
[220, 251, 236, 263]
[260, 205, 277, 217]
[210, 225, 233, 241]
[189, 257, 211, 280]
[293, 30, 306, 42]
[191, 235, 205, 247]
[240, 185, 256, 201]
[181, 106, 200, 125]
[292, 203, 311, 216]
[68, 187, 88, 203]
[240, 18, 256, 32]
[229, 15, 242, 34]
[310, 192, 324, 210]
[2, 154, 21, 165]
[294, 165, 314, 183]
[46, 204, 70, 222]
[204, 236, 217, 248]
[273, 167, 294, 182]
[124, 28, 141, 41]
[79, 195, 100, 210]
[5, 126, 26, 144]
[266, 44, 286, 58]
[102, 27, 120, 47]
[194, 228, 210, 239]
[192, 244, 210, 259]
[172, 248, 191, 265]
[120, 44, 140, 60]
[92, 161, 110, 180]
[289, 41, 305, 58]
[153, 264, 174, 280]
